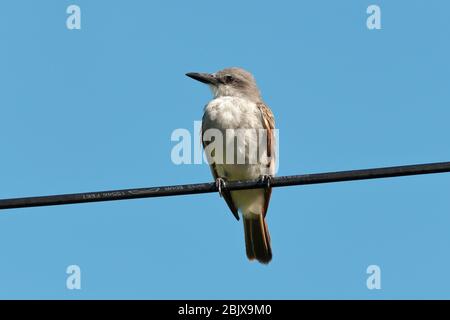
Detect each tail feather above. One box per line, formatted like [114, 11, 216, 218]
[243, 215, 272, 264]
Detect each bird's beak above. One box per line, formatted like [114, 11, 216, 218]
[186, 72, 218, 85]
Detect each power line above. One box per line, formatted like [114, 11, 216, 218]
[1, 161, 449, 211]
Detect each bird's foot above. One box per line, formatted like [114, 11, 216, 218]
[259, 175, 274, 189]
[215, 177, 227, 198]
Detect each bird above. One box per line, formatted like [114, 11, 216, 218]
[186, 67, 276, 264]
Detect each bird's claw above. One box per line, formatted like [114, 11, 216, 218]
[260, 175, 273, 189]
[215, 177, 227, 197]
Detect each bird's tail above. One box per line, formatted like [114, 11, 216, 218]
[243, 215, 272, 264]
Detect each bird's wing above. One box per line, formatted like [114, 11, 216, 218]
[257, 102, 276, 217]
[201, 118, 240, 221]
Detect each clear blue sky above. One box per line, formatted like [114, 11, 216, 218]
[1, 0, 449, 299]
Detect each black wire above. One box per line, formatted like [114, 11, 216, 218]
[1, 161, 449, 210]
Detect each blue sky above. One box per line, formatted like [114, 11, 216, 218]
[0, 0, 449, 299]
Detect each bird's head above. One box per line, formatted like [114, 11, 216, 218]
[186, 67, 261, 102]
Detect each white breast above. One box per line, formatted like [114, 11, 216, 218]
[202, 96, 273, 179]
[203, 96, 263, 131]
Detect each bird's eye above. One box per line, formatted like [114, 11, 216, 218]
[224, 75, 234, 83]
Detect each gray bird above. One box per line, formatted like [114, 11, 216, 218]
[186, 67, 276, 264]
